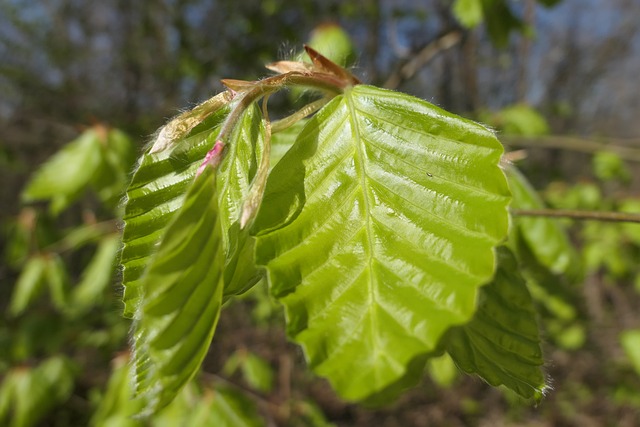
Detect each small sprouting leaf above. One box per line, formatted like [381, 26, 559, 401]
[72, 234, 120, 313]
[22, 129, 103, 212]
[446, 247, 546, 400]
[9, 256, 47, 316]
[149, 92, 232, 154]
[132, 167, 224, 414]
[254, 85, 510, 400]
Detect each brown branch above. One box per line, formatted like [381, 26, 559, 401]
[512, 208, 640, 223]
[384, 31, 463, 90]
[501, 135, 640, 161]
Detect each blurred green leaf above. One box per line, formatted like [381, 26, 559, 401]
[497, 104, 549, 137]
[506, 165, 581, 279]
[90, 355, 143, 427]
[446, 247, 546, 400]
[45, 253, 69, 311]
[453, 0, 483, 28]
[294, 400, 336, 427]
[621, 329, 640, 376]
[92, 128, 137, 206]
[206, 387, 264, 427]
[72, 234, 120, 313]
[22, 129, 103, 213]
[538, 0, 563, 6]
[593, 151, 630, 183]
[3, 356, 75, 427]
[240, 352, 274, 393]
[9, 256, 47, 316]
[481, 0, 523, 48]
[427, 353, 459, 388]
[304, 24, 356, 67]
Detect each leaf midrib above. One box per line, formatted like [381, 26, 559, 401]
[345, 87, 381, 365]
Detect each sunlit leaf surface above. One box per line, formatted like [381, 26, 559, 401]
[132, 168, 224, 413]
[254, 85, 511, 400]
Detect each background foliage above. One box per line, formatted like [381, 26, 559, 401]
[2, 0, 640, 425]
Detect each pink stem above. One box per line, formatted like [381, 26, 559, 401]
[196, 140, 225, 176]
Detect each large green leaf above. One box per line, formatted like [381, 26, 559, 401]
[446, 247, 546, 400]
[120, 96, 229, 317]
[132, 167, 224, 414]
[253, 85, 510, 400]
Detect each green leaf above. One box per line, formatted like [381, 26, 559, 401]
[240, 352, 274, 393]
[9, 256, 47, 316]
[621, 329, 640, 376]
[427, 353, 459, 388]
[506, 165, 580, 279]
[92, 128, 136, 206]
[453, 0, 484, 28]
[44, 253, 69, 311]
[22, 129, 103, 213]
[121, 94, 263, 317]
[131, 167, 224, 414]
[90, 355, 144, 427]
[120, 95, 229, 317]
[216, 104, 266, 297]
[271, 119, 308, 169]
[538, 0, 562, 6]
[496, 104, 549, 137]
[304, 24, 356, 67]
[254, 85, 510, 400]
[446, 247, 546, 400]
[72, 234, 120, 313]
[5, 356, 75, 427]
[205, 387, 264, 427]
[481, 0, 523, 48]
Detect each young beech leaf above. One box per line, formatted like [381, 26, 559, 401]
[445, 246, 547, 401]
[253, 85, 511, 401]
[131, 167, 224, 414]
[120, 103, 229, 317]
[121, 101, 264, 318]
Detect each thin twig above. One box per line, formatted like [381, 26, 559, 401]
[512, 208, 640, 223]
[384, 31, 463, 90]
[501, 135, 640, 162]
